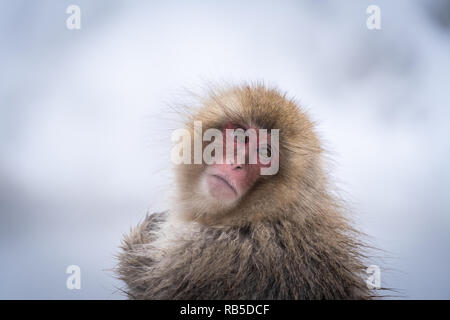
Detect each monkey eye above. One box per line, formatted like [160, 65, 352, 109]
[258, 144, 272, 160]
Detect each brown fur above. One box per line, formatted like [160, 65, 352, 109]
[117, 84, 375, 299]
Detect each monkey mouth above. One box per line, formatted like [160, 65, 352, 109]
[209, 174, 238, 196]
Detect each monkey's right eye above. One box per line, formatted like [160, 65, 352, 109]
[258, 144, 272, 160]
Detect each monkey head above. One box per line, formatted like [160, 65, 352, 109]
[172, 84, 322, 226]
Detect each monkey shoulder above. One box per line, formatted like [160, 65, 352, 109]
[117, 212, 170, 298]
[121, 211, 167, 250]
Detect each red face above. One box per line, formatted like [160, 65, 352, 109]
[204, 123, 277, 203]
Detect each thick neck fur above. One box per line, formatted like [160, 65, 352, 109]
[118, 207, 372, 299]
[119, 158, 373, 299]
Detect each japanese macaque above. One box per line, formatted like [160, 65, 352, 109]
[117, 84, 375, 299]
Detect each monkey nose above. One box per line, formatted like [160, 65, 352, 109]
[228, 160, 243, 170]
[232, 164, 243, 170]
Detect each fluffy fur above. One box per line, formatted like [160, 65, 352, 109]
[117, 84, 375, 299]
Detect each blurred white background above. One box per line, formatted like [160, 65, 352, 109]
[0, 0, 449, 299]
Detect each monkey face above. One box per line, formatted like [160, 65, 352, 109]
[202, 122, 277, 205]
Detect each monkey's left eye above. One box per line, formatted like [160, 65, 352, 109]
[258, 144, 272, 160]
